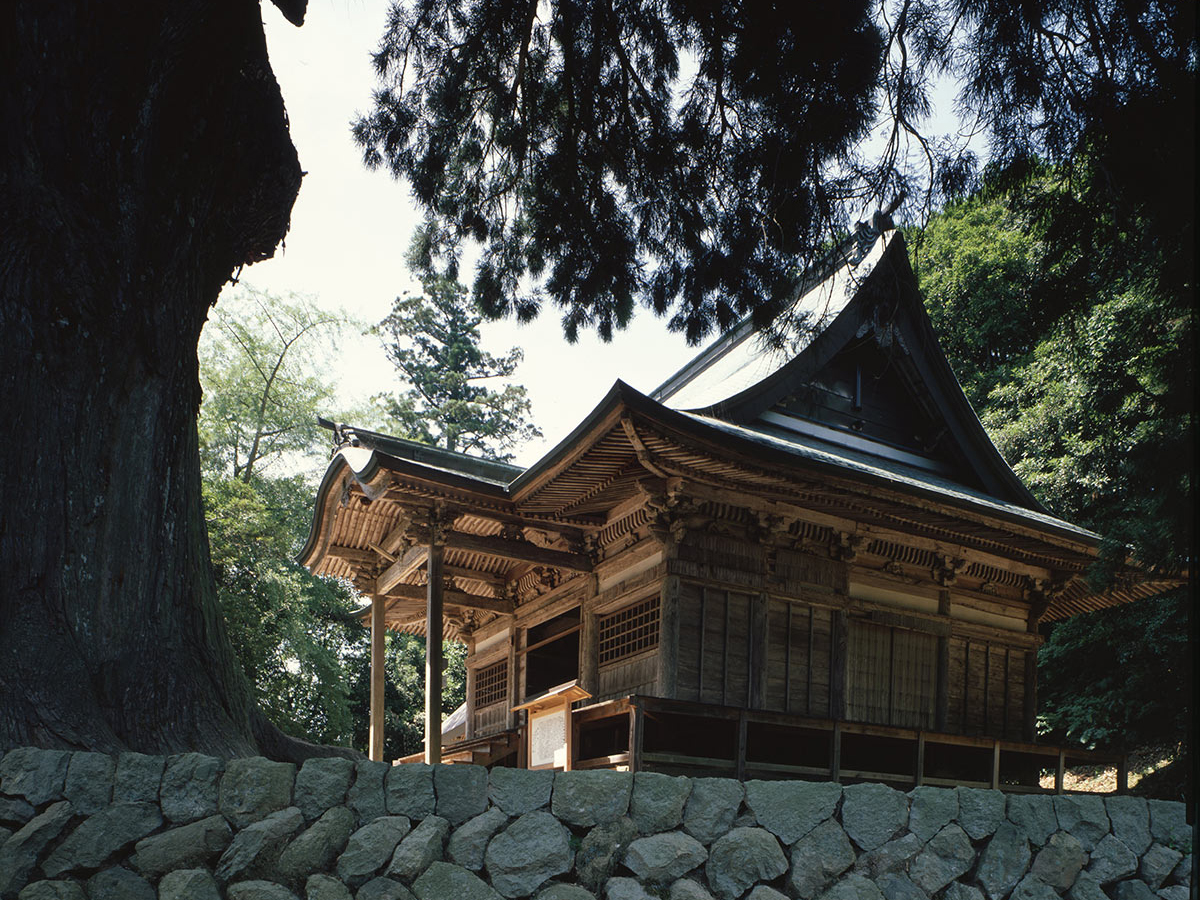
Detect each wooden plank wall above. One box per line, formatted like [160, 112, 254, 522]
[676, 582, 837, 716]
[472, 701, 509, 737]
[946, 637, 1027, 741]
[596, 653, 659, 703]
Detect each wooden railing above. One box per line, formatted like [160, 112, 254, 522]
[570, 695, 1127, 794]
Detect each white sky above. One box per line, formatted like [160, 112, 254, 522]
[227, 1, 965, 468]
[221, 1, 699, 467]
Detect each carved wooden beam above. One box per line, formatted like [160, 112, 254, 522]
[383, 582, 515, 616]
[375, 545, 428, 595]
[327, 545, 375, 567]
[444, 531, 593, 573]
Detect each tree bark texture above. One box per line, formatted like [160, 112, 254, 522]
[0, 1, 341, 760]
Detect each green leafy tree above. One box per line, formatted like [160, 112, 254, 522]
[916, 179, 1193, 766]
[204, 474, 361, 746]
[374, 271, 541, 460]
[199, 286, 349, 481]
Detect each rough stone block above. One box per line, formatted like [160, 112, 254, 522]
[85, 867, 155, 900]
[0, 801, 74, 898]
[551, 770, 632, 827]
[348, 759, 389, 824]
[434, 764, 488, 825]
[875, 873, 929, 900]
[705, 826, 787, 900]
[1053, 794, 1111, 851]
[907, 786, 957, 842]
[158, 869, 222, 900]
[605, 877, 656, 900]
[277, 806, 356, 880]
[357, 877, 415, 900]
[447, 807, 509, 871]
[336, 816, 412, 888]
[623, 831, 708, 884]
[220, 757, 297, 828]
[746, 887, 789, 900]
[682, 778, 744, 845]
[630, 772, 691, 834]
[745, 779, 840, 846]
[668, 879, 715, 900]
[842, 782, 908, 851]
[789, 817, 856, 899]
[1010, 874, 1059, 900]
[386, 764, 436, 820]
[535, 885, 598, 900]
[14, 881, 86, 900]
[412, 862, 502, 900]
[853, 833, 922, 881]
[943, 884, 985, 900]
[215, 806, 305, 883]
[294, 757, 355, 821]
[908, 823, 974, 894]
[226, 881, 302, 900]
[41, 802, 163, 876]
[305, 873, 354, 900]
[1087, 833, 1139, 885]
[957, 787, 1006, 840]
[1147, 800, 1191, 850]
[976, 822, 1032, 900]
[0, 748, 70, 805]
[161, 752, 223, 824]
[815, 873, 886, 900]
[1157, 886, 1190, 900]
[576, 817, 638, 891]
[484, 810, 574, 898]
[129, 813, 232, 876]
[1007, 794, 1058, 847]
[1031, 831, 1086, 891]
[1112, 880, 1158, 900]
[112, 752, 165, 804]
[489, 766, 554, 817]
[1168, 854, 1191, 887]
[0, 796, 37, 827]
[63, 752, 114, 815]
[387, 815, 451, 882]
[1107, 796, 1152, 856]
[1139, 843, 1184, 891]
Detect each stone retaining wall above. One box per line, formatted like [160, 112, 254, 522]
[0, 746, 1192, 900]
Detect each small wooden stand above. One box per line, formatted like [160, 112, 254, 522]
[512, 681, 591, 771]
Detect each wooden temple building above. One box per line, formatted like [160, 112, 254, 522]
[300, 218, 1176, 791]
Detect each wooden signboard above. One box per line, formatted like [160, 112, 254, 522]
[512, 681, 591, 771]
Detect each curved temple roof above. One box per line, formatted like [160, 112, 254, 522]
[300, 218, 1179, 633]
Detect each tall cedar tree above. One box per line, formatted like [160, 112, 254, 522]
[375, 273, 541, 460]
[0, 0, 356, 759]
[356, 1, 1193, 347]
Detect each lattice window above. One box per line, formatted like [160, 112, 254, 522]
[598, 595, 660, 666]
[475, 659, 508, 708]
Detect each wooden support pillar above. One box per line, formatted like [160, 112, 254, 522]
[658, 575, 682, 699]
[1055, 749, 1066, 794]
[990, 741, 1001, 790]
[424, 535, 445, 765]
[748, 592, 769, 710]
[935, 590, 951, 732]
[830, 609, 848, 721]
[369, 594, 386, 762]
[1023, 645, 1039, 743]
[915, 732, 926, 787]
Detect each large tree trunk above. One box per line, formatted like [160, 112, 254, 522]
[0, 0, 340, 760]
